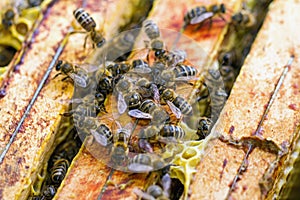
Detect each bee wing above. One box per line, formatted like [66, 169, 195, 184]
[167, 101, 181, 119]
[90, 129, 110, 147]
[68, 73, 87, 88]
[118, 93, 127, 114]
[79, 63, 100, 73]
[175, 76, 199, 81]
[190, 12, 214, 24]
[128, 109, 153, 119]
[132, 188, 156, 200]
[128, 162, 154, 173]
[151, 84, 160, 103]
[132, 66, 152, 74]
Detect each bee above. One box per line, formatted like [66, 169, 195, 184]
[28, 0, 42, 7]
[41, 185, 57, 200]
[231, 9, 256, 28]
[106, 62, 131, 77]
[127, 154, 153, 173]
[154, 49, 187, 67]
[128, 99, 169, 126]
[174, 63, 197, 79]
[160, 125, 185, 141]
[50, 158, 69, 184]
[1, 8, 15, 29]
[142, 20, 165, 54]
[54, 60, 94, 88]
[90, 124, 113, 147]
[73, 8, 105, 48]
[183, 4, 226, 29]
[220, 65, 236, 94]
[139, 125, 161, 143]
[218, 49, 239, 68]
[143, 20, 160, 40]
[104, 30, 138, 61]
[96, 75, 114, 95]
[135, 79, 160, 101]
[133, 173, 171, 200]
[204, 69, 228, 120]
[131, 59, 152, 74]
[161, 88, 193, 118]
[50, 139, 78, 167]
[115, 78, 142, 114]
[197, 117, 212, 140]
[128, 99, 157, 119]
[110, 123, 131, 166]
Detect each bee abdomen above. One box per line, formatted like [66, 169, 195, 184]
[50, 159, 69, 184]
[73, 8, 96, 32]
[143, 20, 160, 40]
[174, 64, 197, 77]
[139, 99, 157, 113]
[173, 96, 193, 115]
[160, 125, 185, 139]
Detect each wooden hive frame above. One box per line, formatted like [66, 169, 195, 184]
[1, 0, 300, 199]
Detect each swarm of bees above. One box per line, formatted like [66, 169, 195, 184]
[33, 3, 260, 199]
[52, 6, 227, 179]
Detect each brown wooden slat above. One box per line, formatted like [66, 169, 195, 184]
[0, 0, 139, 199]
[190, 0, 300, 199]
[97, 0, 243, 199]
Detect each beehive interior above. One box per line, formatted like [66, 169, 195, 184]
[2, 0, 300, 199]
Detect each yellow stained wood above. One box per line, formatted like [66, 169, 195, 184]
[0, 0, 140, 199]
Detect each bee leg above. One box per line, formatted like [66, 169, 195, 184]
[219, 14, 227, 22]
[83, 34, 89, 49]
[194, 22, 205, 32]
[52, 72, 63, 80]
[61, 76, 73, 83]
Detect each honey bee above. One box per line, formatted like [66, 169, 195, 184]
[110, 123, 131, 166]
[135, 78, 160, 101]
[50, 158, 69, 184]
[128, 100, 169, 126]
[183, 4, 226, 29]
[131, 59, 152, 74]
[174, 63, 198, 80]
[197, 117, 212, 140]
[133, 173, 171, 199]
[218, 49, 239, 68]
[115, 78, 142, 114]
[204, 69, 228, 119]
[139, 125, 161, 143]
[160, 125, 185, 141]
[73, 8, 105, 48]
[106, 62, 131, 77]
[50, 138, 79, 167]
[127, 154, 153, 172]
[231, 9, 256, 28]
[41, 185, 57, 200]
[28, 0, 43, 7]
[161, 88, 193, 118]
[154, 49, 187, 67]
[1, 9, 15, 29]
[90, 124, 113, 147]
[220, 65, 236, 94]
[54, 60, 96, 88]
[128, 99, 157, 119]
[143, 20, 160, 40]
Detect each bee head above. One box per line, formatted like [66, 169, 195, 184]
[155, 49, 166, 59]
[96, 39, 106, 48]
[220, 3, 226, 13]
[55, 60, 63, 71]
